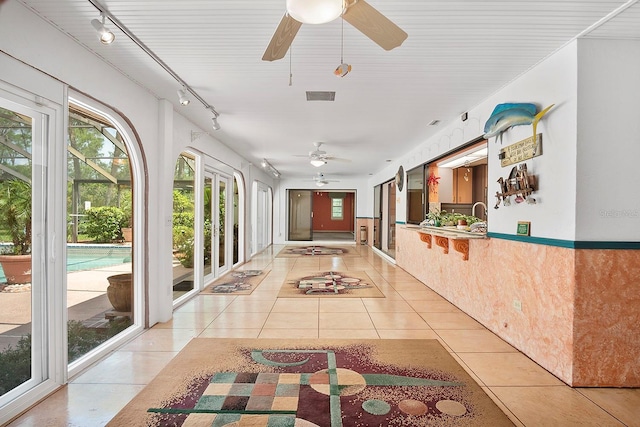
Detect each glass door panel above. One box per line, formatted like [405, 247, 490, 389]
[0, 103, 44, 402]
[172, 153, 196, 300]
[66, 104, 134, 362]
[217, 175, 229, 274]
[288, 190, 312, 241]
[203, 175, 213, 281]
[373, 185, 381, 249]
[204, 171, 230, 284]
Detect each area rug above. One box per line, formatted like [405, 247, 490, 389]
[201, 269, 271, 295]
[276, 245, 360, 258]
[277, 271, 385, 298]
[107, 338, 514, 427]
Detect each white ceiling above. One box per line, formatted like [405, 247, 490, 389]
[15, 0, 640, 180]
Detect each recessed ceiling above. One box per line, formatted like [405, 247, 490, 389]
[13, 0, 640, 178]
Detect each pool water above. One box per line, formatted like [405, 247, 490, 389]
[0, 244, 131, 282]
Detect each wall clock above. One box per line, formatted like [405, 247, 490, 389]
[395, 165, 404, 191]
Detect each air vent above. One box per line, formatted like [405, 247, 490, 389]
[428, 120, 440, 126]
[306, 91, 336, 101]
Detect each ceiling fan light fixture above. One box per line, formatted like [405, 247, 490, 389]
[286, 0, 343, 24]
[310, 158, 326, 167]
[91, 14, 116, 45]
[316, 180, 328, 187]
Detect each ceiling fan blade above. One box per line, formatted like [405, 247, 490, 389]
[326, 156, 351, 163]
[343, 0, 407, 51]
[262, 13, 302, 61]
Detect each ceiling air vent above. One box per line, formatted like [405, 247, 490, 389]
[428, 120, 440, 126]
[306, 91, 336, 101]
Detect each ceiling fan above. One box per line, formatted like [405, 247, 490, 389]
[309, 172, 340, 187]
[295, 142, 350, 167]
[262, 0, 408, 62]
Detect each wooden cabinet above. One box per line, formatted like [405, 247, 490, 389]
[453, 167, 473, 203]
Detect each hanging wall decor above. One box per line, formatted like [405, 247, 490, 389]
[494, 163, 537, 208]
[483, 103, 554, 143]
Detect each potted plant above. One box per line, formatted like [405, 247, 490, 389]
[426, 208, 446, 227]
[0, 179, 32, 284]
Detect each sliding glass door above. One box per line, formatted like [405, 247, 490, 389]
[0, 97, 51, 408]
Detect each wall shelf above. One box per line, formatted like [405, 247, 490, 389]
[411, 226, 486, 261]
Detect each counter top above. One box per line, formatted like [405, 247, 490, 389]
[404, 225, 487, 240]
[403, 225, 487, 260]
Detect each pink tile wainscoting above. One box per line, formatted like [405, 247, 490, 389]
[396, 227, 640, 387]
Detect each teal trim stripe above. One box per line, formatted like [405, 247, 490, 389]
[396, 221, 406, 225]
[488, 232, 640, 249]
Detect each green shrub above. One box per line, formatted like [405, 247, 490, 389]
[173, 211, 194, 228]
[173, 225, 195, 268]
[67, 319, 130, 362]
[84, 206, 127, 242]
[0, 320, 133, 393]
[0, 335, 31, 395]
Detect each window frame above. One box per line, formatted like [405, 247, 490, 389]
[331, 197, 344, 220]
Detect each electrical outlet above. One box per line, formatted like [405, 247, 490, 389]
[513, 299, 522, 312]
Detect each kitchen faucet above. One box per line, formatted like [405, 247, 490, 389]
[472, 202, 487, 219]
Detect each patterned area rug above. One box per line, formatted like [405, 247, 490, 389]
[201, 269, 271, 295]
[276, 245, 360, 258]
[277, 271, 385, 298]
[107, 338, 514, 426]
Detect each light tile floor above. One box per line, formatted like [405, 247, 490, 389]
[8, 244, 640, 426]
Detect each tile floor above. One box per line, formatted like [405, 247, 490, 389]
[8, 244, 640, 426]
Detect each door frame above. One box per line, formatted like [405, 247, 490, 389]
[0, 77, 64, 423]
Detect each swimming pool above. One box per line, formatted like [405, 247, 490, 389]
[0, 244, 132, 282]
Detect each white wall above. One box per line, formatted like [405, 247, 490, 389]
[576, 39, 640, 241]
[370, 41, 579, 241]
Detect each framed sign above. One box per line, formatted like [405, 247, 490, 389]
[516, 221, 531, 236]
[499, 134, 542, 167]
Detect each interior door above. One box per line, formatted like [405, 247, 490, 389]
[288, 190, 312, 241]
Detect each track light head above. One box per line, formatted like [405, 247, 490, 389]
[177, 88, 190, 106]
[211, 116, 221, 131]
[91, 15, 115, 45]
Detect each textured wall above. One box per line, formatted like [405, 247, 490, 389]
[573, 249, 640, 386]
[397, 226, 640, 387]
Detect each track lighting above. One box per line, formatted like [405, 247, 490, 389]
[177, 88, 190, 106]
[310, 158, 326, 167]
[91, 14, 115, 45]
[88, 6, 223, 131]
[261, 158, 281, 178]
[211, 115, 221, 131]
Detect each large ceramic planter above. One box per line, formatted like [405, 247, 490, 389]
[122, 227, 133, 242]
[0, 254, 32, 285]
[106, 273, 132, 312]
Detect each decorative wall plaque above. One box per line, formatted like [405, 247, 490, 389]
[499, 134, 542, 167]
